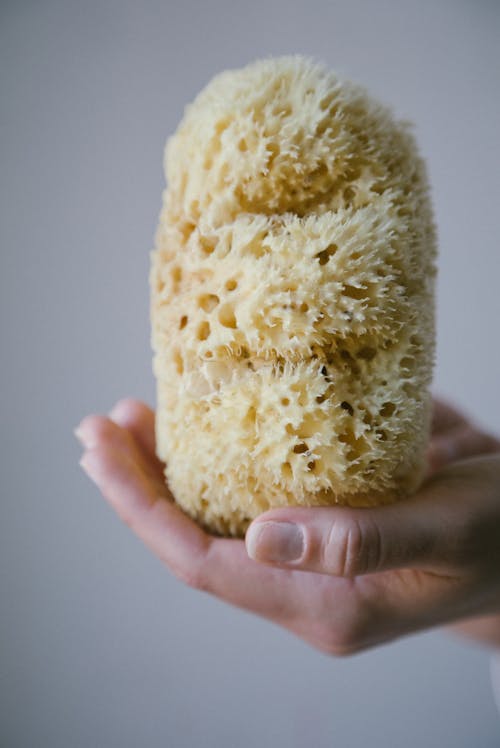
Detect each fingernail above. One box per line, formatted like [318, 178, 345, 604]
[79, 453, 98, 482]
[73, 421, 94, 448]
[246, 522, 304, 563]
[74, 425, 85, 444]
[79, 454, 90, 475]
[108, 403, 122, 420]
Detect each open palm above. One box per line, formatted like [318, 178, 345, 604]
[76, 399, 500, 654]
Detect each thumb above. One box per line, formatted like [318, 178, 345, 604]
[245, 499, 442, 578]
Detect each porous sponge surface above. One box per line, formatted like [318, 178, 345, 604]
[150, 56, 437, 537]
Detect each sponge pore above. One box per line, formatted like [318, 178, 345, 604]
[150, 56, 437, 537]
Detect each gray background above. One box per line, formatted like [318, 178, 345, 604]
[1, 0, 500, 746]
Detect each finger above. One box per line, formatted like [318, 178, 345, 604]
[247, 455, 500, 579]
[245, 492, 448, 578]
[108, 398, 156, 456]
[427, 425, 500, 474]
[431, 398, 468, 435]
[80, 444, 211, 582]
[75, 415, 141, 460]
[75, 414, 164, 490]
[80, 444, 302, 622]
[108, 398, 165, 481]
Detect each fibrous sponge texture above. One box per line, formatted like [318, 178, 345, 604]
[150, 56, 437, 537]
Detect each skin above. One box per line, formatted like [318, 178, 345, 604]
[75, 398, 500, 655]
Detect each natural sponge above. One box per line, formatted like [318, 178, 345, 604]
[150, 56, 437, 537]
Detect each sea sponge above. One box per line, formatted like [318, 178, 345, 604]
[150, 56, 437, 537]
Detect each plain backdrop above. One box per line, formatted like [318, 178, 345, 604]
[1, 0, 500, 746]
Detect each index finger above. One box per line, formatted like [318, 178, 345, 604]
[78, 426, 300, 623]
[431, 398, 469, 435]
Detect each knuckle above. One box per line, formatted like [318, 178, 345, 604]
[340, 520, 363, 577]
[323, 515, 375, 577]
[81, 414, 111, 439]
[111, 398, 142, 420]
[322, 635, 361, 657]
[168, 556, 209, 592]
[451, 511, 488, 570]
[122, 397, 146, 416]
[318, 615, 369, 657]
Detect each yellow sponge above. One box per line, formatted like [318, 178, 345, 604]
[150, 56, 437, 537]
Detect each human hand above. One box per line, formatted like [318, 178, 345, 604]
[76, 398, 500, 655]
[426, 398, 500, 476]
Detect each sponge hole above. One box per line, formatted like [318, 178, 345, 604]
[315, 119, 329, 136]
[293, 442, 309, 454]
[179, 315, 188, 330]
[266, 142, 280, 164]
[342, 284, 367, 300]
[225, 279, 238, 292]
[316, 243, 337, 266]
[200, 236, 216, 255]
[180, 222, 195, 241]
[199, 294, 219, 313]
[400, 357, 415, 377]
[197, 321, 211, 341]
[272, 104, 292, 117]
[357, 346, 377, 361]
[218, 304, 237, 329]
[173, 350, 184, 375]
[290, 383, 308, 407]
[319, 93, 335, 111]
[171, 266, 182, 285]
[340, 401, 354, 416]
[380, 401, 396, 417]
[190, 200, 201, 220]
